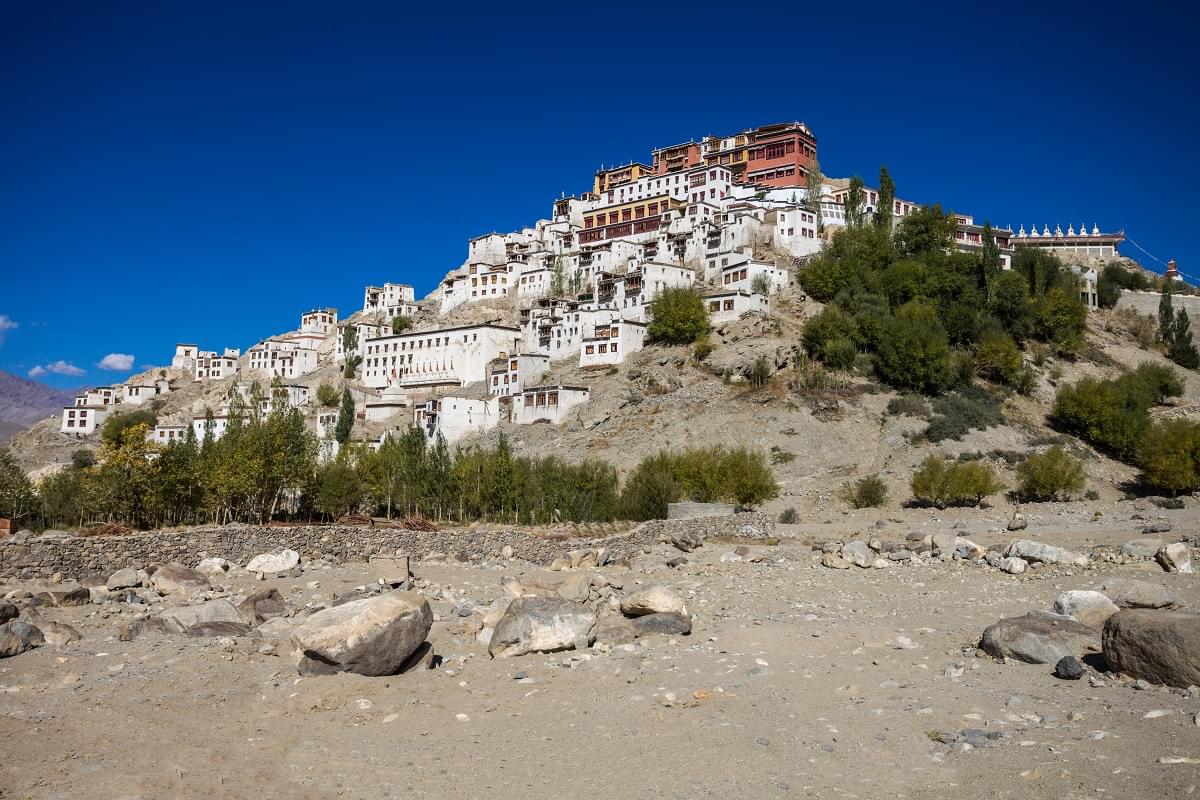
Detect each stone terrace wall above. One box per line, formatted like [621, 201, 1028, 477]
[0, 513, 774, 580]
[1116, 289, 1200, 329]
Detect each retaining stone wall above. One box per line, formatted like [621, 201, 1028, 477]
[0, 513, 774, 581]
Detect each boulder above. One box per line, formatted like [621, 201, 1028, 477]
[669, 530, 704, 553]
[54, 587, 92, 607]
[1000, 557, 1028, 575]
[488, 597, 597, 658]
[0, 602, 17, 624]
[1008, 513, 1028, 532]
[106, 568, 141, 590]
[291, 591, 432, 676]
[150, 563, 210, 596]
[256, 616, 296, 639]
[620, 586, 687, 617]
[979, 611, 1100, 664]
[1052, 590, 1119, 628]
[186, 621, 256, 637]
[1003, 540, 1088, 567]
[821, 552, 851, 569]
[239, 588, 287, 623]
[1054, 655, 1085, 680]
[930, 532, 958, 554]
[1121, 539, 1164, 559]
[0, 621, 44, 657]
[245, 549, 300, 575]
[41, 622, 82, 647]
[1142, 522, 1172, 535]
[152, 599, 242, 634]
[1100, 578, 1179, 609]
[631, 612, 692, 638]
[196, 557, 232, 578]
[841, 541, 875, 568]
[1102, 610, 1200, 688]
[555, 573, 593, 603]
[1156, 543, 1193, 573]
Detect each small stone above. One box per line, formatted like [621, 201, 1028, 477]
[1054, 656, 1085, 680]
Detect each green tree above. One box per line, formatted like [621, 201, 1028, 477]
[1016, 446, 1086, 501]
[334, 388, 355, 445]
[803, 306, 860, 362]
[875, 300, 953, 393]
[894, 204, 955, 258]
[71, 449, 96, 469]
[1137, 419, 1200, 495]
[619, 455, 683, 520]
[1013, 249, 1063, 298]
[1158, 284, 1175, 345]
[844, 175, 865, 228]
[101, 409, 157, 446]
[0, 448, 36, 523]
[975, 329, 1022, 385]
[876, 166, 895, 231]
[93, 422, 159, 528]
[1168, 308, 1199, 369]
[989, 270, 1036, 343]
[38, 465, 86, 528]
[1036, 286, 1087, 355]
[314, 460, 364, 519]
[910, 455, 1002, 508]
[804, 158, 824, 231]
[647, 287, 709, 345]
[391, 315, 412, 334]
[342, 324, 360, 379]
[979, 222, 1001, 301]
[316, 382, 339, 407]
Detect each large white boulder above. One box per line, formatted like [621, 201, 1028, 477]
[488, 597, 597, 658]
[291, 591, 432, 676]
[245, 549, 300, 575]
[1052, 590, 1119, 628]
[620, 585, 687, 617]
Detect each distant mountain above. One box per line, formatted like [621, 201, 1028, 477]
[0, 370, 77, 442]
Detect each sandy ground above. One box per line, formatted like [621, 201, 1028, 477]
[1, 502, 1198, 800]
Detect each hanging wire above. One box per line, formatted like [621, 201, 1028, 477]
[1125, 237, 1199, 283]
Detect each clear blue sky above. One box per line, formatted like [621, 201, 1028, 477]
[2, 2, 1194, 387]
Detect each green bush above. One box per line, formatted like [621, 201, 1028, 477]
[692, 333, 713, 361]
[886, 394, 930, 418]
[1016, 446, 1086, 501]
[975, 330, 1023, 385]
[824, 338, 858, 370]
[1137, 419, 1200, 496]
[624, 446, 779, 514]
[910, 455, 1002, 508]
[1050, 363, 1182, 460]
[875, 301, 953, 393]
[647, 287, 710, 345]
[778, 507, 799, 524]
[391, 315, 412, 334]
[1097, 263, 1150, 308]
[924, 386, 1004, 443]
[748, 355, 772, 388]
[843, 475, 888, 508]
[100, 409, 158, 446]
[618, 457, 683, 521]
[802, 307, 859, 362]
[1036, 286, 1087, 356]
[316, 382, 340, 408]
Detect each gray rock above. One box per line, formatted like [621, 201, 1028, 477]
[1003, 540, 1088, 567]
[841, 541, 875, 568]
[1052, 590, 1119, 628]
[1008, 513, 1028, 532]
[152, 599, 242, 634]
[1000, 557, 1028, 575]
[291, 591, 432, 676]
[239, 588, 287, 622]
[979, 611, 1100, 664]
[931, 532, 958, 554]
[0, 621, 44, 657]
[620, 585, 687, 616]
[1156, 543, 1193, 573]
[1055, 655, 1085, 680]
[150, 563, 210, 595]
[196, 557, 232, 578]
[256, 616, 296, 639]
[669, 531, 704, 553]
[55, 587, 91, 607]
[0, 602, 17, 624]
[1122, 539, 1165, 558]
[246, 549, 300, 575]
[1101, 578, 1179, 609]
[1103, 610, 1200, 688]
[555, 573, 593, 603]
[631, 612, 691, 638]
[41, 622, 81, 646]
[106, 568, 141, 590]
[1142, 522, 1172, 535]
[489, 597, 597, 658]
[186, 621, 257, 637]
[821, 552, 851, 569]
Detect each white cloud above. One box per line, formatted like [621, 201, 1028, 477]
[0, 314, 16, 346]
[27, 365, 46, 378]
[44, 360, 85, 377]
[98, 352, 135, 371]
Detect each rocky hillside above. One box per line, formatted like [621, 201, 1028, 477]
[0, 370, 77, 443]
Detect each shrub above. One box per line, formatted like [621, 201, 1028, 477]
[779, 507, 798, 524]
[1048, 366, 1181, 461]
[769, 446, 796, 464]
[316, 382, 340, 408]
[619, 457, 683, 520]
[1124, 362, 1184, 405]
[647, 287, 710, 345]
[802, 307, 859, 362]
[824, 338, 858, 370]
[100, 409, 157, 446]
[391, 315, 412, 334]
[751, 273, 773, 295]
[692, 333, 714, 361]
[747, 355, 772, 389]
[886, 394, 930, 418]
[314, 461, 364, 520]
[843, 475, 888, 508]
[923, 386, 1004, 443]
[1016, 446, 1086, 501]
[71, 449, 96, 469]
[910, 455, 1002, 508]
[629, 446, 779, 510]
[1137, 419, 1200, 496]
[875, 300, 953, 393]
[975, 330, 1023, 385]
[1036, 286, 1087, 356]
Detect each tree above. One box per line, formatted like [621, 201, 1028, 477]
[979, 222, 1002, 301]
[894, 204, 956, 257]
[750, 273, 772, 295]
[875, 300, 953, 393]
[989, 270, 1036, 343]
[101, 409, 157, 446]
[803, 306, 860, 362]
[314, 460, 364, 519]
[1016, 446, 1086, 501]
[71, 449, 96, 469]
[1158, 284, 1175, 345]
[1168, 308, 1199, 369]
[619, 455, 683, 520]
[647, 287, 709, 345]
[910, 455, 1002, 508]
[1137, 419, 1200, 495]
[550, 255, 566, 297]
[0, 448, 36, 523]
[93, 422, 159, 529]
[1036, 286, 1087, 355]
[316, 382, 339, 407]
[804, 159, 824, 231]
[975, 329, 1022, 385]
[342, 325, 360, 379]
[334, 388, 355, 445]
[843, 175, 865, 228]
[391, 315, 412, 334]
[876, 166, 895, 231]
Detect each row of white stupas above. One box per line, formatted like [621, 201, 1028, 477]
[1015, 224, 1105, 238]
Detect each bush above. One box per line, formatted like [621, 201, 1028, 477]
[316, 382, 340, 408]
[843, 475, 888, 508]
[910, 455, 1002, 508]
[647, 287, 710, 345]
[924, 386, 1004, 443]
[100, 409, 157, 446]
[748, 355, 772, 388]
[1137, 419, 1200, 496]
[1050, 378, 1148, 460]
[619, 457, 683, 520]
[886, 394, 930, 418]
[778, 507, 798, 524]
[628, 446, 779, 510]
[875, 300, 953, 393]
[1036, 286, 1087, 356]
[1016, 446, 1086, 501]
[824, 338, 858, 370]
[391, 315, 412, 334]
[692, 333, 713, 361]
[802, 307, 859, 363]
[975, 330, 1023, 385]
[751, 273, 773, 295]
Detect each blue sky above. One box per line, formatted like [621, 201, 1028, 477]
[2, 2, 1194, 387]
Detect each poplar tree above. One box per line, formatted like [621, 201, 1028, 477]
[844, 176, 865, 228]
[876, 166, 895, 231]
[342, 325, 360, 378]
[1158, 284, 1176, 345]
[980, 222, 1002, 302]
[1169, 308, 1199, 369]
[334, 388, 355, 445]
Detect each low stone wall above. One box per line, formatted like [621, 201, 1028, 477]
[667, 502, 736, 520]
[0, 513, 774, 580]
[1116, 289, 1200, 328]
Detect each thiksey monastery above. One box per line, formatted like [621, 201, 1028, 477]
[57, 120, 1132, 452]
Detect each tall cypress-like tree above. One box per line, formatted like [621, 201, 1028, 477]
[980, 222, 1002, 301]
[805, 158, 824, 231]
[844, 176, 865, 228]
[876, 166, 895, 231]
[1169, 308, 1199, 369]
[1158, 284, 1176, 345]
[334, 388, 355, 445]
[342, 325, 360, 379]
